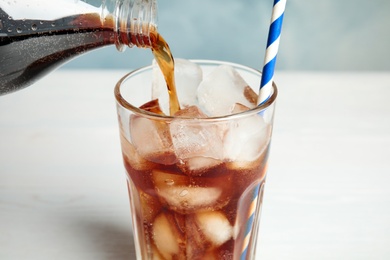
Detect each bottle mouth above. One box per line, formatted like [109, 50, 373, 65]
[114, 0, 157, 51]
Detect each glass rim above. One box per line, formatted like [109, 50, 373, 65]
[114, 59, 278, 122]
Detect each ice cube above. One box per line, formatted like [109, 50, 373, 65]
[177, 156, 222, 176]
[152, 246, 165, 260]
[120, 133, 154, 171]
[152, 170, 223, 214]
[224, 103, 271, 162]
[139, 99, 165, 115]
[197, 65, 257, 117]
[153, 213, 181, 259]
[138, 190, 162, 223]
[231, 102, 250, 114]
[130, 101, 176, 165]
[185, 215, 208, 258]
[173, 105, 207, 118]
[152, 58, 203, 114]
[243, 86, 259, 107]
[127, 180, 161, 227]
[170, 106, 224, 165]
[195, 211, 233, 246]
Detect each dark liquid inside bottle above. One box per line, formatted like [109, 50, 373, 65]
[0, 8, 180, 114]
[0, 9, 118, 94]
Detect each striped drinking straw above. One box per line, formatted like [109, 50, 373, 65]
[241, 1, 286, 259]
[257, 0, 286, 105]
[240, 184, 261, 260]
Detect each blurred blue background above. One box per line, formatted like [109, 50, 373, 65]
[63, 0, 390, 71]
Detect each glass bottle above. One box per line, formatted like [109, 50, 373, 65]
[0, 0, 157, 95]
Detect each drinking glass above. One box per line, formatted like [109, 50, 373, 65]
[114, 60, 277, 260]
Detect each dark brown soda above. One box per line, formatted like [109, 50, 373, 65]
[149, 30, 181, 115]
[0, 10, 112, 94]
[120, 118, 270, 259]
[122, 132, 269, 259]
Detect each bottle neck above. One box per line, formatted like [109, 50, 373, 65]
[0, 0, 157, 50]
[111, 0, 158, 51]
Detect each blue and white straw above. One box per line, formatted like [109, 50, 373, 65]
[240, 184, 261, 260]
[240, 1, 286, 259]
[258, 0, 286, 105]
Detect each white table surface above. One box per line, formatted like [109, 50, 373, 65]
[1, 70, 389, 260]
